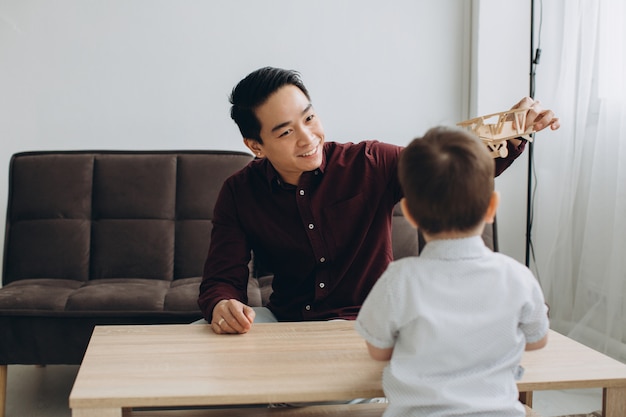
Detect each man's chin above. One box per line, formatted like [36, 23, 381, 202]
[301, 156, 323, 171]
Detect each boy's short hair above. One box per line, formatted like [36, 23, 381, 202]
[398, 126, 495, 234]
[229, 67, 310, 144]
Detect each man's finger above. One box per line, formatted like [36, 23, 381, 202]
[244, 305, 256, 322]
[533, 111, 557, 131]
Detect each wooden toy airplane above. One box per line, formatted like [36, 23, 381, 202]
[457, 108, 536, 158]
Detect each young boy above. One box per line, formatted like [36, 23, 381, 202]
[355, 127, 549, 417]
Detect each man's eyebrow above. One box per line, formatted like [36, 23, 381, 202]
[270, 103, 313, 133]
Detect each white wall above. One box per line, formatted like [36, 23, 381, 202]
[0, 0, 534, 274]
[0, 0, 472, 274]
[473, 0, 531, 263]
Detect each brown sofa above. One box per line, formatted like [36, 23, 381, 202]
[0, 149, 495, 415]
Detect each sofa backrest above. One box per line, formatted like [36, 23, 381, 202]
[2, 151, 254, 285]
[2, 150, 496, 287]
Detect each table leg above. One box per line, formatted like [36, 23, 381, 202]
[603, 386, 626, 417]
[0, 365, 6, 417]
[72, 408, 123, 417]
[519, 391, 533, 407]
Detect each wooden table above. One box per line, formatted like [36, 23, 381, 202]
[69, 322, 626, 417]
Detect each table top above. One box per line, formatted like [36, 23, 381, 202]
[69, 321, 626, 410]
[519, 329, 626, 390]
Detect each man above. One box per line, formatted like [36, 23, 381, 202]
[198, 66, 560, 334]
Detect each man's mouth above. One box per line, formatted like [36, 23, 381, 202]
[300, 146, 318, 157]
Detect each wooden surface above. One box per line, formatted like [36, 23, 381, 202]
[69, 322, 626, 417]
[129, 403, 388, 417]
[0, 364, 6, 417]
[70, 322, 384, 411]
[519, 330, 626, 390]
[127, 403, 538, 417]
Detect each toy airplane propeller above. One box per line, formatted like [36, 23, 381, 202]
[457, 108, 536, 158]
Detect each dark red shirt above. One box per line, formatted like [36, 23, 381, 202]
[198, 140, 525, 322]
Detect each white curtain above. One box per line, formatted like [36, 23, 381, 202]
[532, 0, 626, 361]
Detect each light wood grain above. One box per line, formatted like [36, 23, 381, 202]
[69, 322, 626, 416]
[130, 403, 388, 417]
[71, 407, 122, 417]
[71, 322, 384, 409]
[603, 386, 626, 417]
[519, 330, 626, 390]
[127, 402, 542, 417]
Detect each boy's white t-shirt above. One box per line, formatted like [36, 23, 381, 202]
[355, 236, 549, 417]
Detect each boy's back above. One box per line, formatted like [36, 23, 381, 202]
[355, 127, 549, 416]
[357, 236, 548, 416]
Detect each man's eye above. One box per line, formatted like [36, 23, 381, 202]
[306, 114, 316, 122]
[279, 129, 291, 138]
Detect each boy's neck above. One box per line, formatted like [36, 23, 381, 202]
[421, 223, 485, 243]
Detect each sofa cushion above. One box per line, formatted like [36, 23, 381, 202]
[65, 279, 170, 312]
[0, 277, 204, 315]
[5, 220, 91, 282]
[166, 277, 204, 312]
[90, 219, 175, 280]
[0, 279, 82, 311]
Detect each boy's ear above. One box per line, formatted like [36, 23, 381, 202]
[484, 191, 500, 224]
[244, 138, 263, 158]
[400, 198, 419, 229]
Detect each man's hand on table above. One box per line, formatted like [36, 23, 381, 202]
[211, 299, 256, 334]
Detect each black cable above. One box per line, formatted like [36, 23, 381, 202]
[526, 0, 543, 268]
[528, 146, 542, 283]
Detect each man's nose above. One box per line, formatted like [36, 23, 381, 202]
[297, 126, 316, 145]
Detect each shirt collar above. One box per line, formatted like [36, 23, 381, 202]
[419, 235, 490, 260]
[261, 143, 328, 189]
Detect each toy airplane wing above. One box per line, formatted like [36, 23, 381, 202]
[457, 108, 536, 158]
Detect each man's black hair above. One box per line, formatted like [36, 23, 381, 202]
[229, 67, 310, 143]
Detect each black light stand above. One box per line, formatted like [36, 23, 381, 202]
[525, 0, 539, 267]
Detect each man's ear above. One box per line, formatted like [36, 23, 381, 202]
[244, 138, 263, 158]
[400, 198, 419, 229]
[484, 191, 500, 224]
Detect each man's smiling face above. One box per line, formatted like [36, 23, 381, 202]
[245, 85, 325, 186]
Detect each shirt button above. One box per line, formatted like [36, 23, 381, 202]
[308, 223, 314, 229]
[319, 257, 326, 263]
[299, 189, 305, 196]
[319, 282, 325, 289]
[305, 305, 311, 311]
